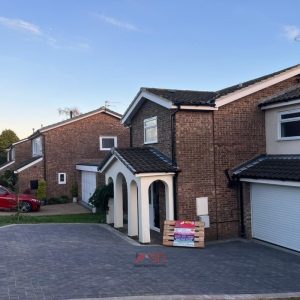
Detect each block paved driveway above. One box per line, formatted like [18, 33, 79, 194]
[0, 224, 299, 300]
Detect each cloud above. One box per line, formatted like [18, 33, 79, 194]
[283, 25, 300, 41]
[0, 17, 42, 35]
[93, 13, 139, 31]
[0, 16, 90, 51]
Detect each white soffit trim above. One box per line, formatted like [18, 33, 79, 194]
[215, 66, 300, 108]
[12, 138, 29, 146]
[99, 155, 117, 173]
[14, 157, 43, 173]
[261, 98, 300, 110]
[75, 165, 99, 172]
[240, 178, 300, 187]
[122, 90, 173, 124]
[179, 105, 218, 111]
[136, 172, 175, 177]
[0, 161, 15, 171]
[40, 109, 121, 133]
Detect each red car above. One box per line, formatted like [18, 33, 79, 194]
[0, 185, 41, 212]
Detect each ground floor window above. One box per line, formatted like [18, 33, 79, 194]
[58, 173, 66, 184]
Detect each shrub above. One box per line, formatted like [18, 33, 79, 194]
[47, 196, 69, 205]
[71, 182, 78, 197]
[37, 180, 47, 201]
[89, 182, 113, 212]
[0, 170, 17, 190]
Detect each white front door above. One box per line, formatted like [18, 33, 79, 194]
[251, 183, 300, 252]
[81, 171, 97, 205]
[149, 183, 160, 232]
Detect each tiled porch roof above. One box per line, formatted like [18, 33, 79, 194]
[99, 147, 178, 174]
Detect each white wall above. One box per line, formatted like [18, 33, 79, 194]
[266, 103, 300, 154]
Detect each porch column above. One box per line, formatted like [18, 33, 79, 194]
[165, 178, 174, 220]
[114, 174, 123, 228]
[127, 181, 138, 236]
[138, 179, 150, 243]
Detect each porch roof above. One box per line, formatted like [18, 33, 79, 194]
[99, 147, 178, 174]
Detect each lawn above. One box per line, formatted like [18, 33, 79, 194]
[0, 213, 106, 226]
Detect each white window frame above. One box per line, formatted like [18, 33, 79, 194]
[100, 136, 117, 151]
[278, 108, 300, 141]
[32, 137, 43, 156]
[144, 116, 158, 144]
[58, 173, 66, 185]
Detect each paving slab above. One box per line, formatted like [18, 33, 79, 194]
[0, 224, 299, 300]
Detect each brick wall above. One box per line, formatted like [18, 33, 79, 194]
[175, 76, 299, 240]
[0, 140, 32, 174]
[131, 100, 173, 158]
[44, 112, 129, 199]
[17, 160, 44, 194]
[175, 111, 217, 239]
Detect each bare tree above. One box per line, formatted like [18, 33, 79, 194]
[58, 107, 81, 119]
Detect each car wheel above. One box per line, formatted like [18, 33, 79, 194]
[19, 201, 32, 213]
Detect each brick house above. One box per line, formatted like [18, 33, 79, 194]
[100, 64, 300, 244]
[0, 107, 129, 204]
[232, 82, 300, 252]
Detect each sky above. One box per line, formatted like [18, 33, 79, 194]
[0, 0, 300, 139]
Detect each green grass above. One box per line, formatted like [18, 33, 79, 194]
[0, 213, 106, 226]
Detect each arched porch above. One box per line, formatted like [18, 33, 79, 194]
[103, 156, 175, 244]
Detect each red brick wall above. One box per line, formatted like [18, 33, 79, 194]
[14, 140, 32, 164]
[131, 100, 173, 158]
[0, 140, 32, 174]
[175, 76, 299, 240]
[175, 111, 216, 239]
[44, 112, 129, 199]
[17, 160, 44, 194]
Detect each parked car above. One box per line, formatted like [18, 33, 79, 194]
[0, 185, 41, 212]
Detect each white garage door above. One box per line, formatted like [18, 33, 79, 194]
[81, 171, 97, 204]
[251, 183, 300, 252]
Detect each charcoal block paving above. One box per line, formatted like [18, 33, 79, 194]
[0, 224, 299, 300]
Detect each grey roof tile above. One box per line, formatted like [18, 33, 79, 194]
[232, 155, 300, 181]
[99, 147, 178, 174]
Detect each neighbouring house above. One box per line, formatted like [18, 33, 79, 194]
[99, 64, 300, 245]
[0, 107, 129, 206]
[232, 83, 300, 252]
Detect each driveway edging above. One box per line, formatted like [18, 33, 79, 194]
[67, 291, 300, 300]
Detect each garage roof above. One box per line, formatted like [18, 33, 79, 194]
[232, 155, 300, 181]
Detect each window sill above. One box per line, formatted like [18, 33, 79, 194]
[278, 136, 300, 141]
[144, 141, 158, 145]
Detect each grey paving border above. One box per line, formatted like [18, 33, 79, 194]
[67, 292, 300, 300]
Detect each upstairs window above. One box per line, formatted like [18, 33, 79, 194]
[144, 116, 158, 144]
[100, 136, 117, 151]
[7, 147, 15, 161]
[279, 109, 300, 139]
[32, 137, 43, 156]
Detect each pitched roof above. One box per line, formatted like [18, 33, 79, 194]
[99, 147, 178, 174]
[13, 156, 43, 172]
[29, 107, 122, 138]
[143, 88, 216, 106]
[143, 64, 300, 106]
[122, 64, 300, 124]
[259, 84, 300, 107]
[232, 155, 300, 181]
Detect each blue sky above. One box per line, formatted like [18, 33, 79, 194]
[1, 0, 300, 138]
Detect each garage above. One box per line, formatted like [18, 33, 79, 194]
[251, 183, 300, 252]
